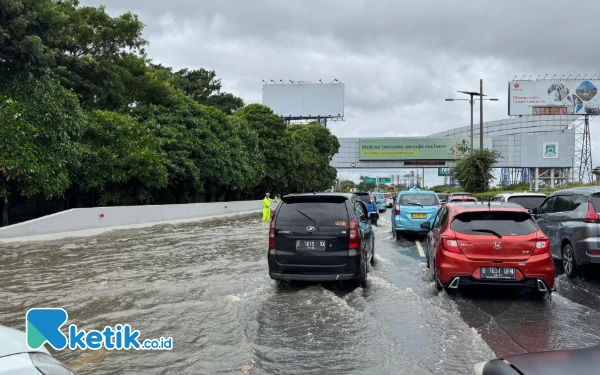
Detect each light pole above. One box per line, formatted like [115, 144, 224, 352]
[445, 91, 499, 151]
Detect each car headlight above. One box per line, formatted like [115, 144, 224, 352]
[29, 352, 78, 375]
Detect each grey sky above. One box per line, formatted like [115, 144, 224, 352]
[82, 0, 600, 185]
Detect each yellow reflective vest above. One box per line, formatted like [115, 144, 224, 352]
[263, 197, 274, 208]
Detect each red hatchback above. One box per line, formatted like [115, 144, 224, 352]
[421, 202, 555, 295]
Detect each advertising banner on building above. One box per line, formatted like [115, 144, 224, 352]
[508, 80, 600, 116]
[358, 138, 492, 161]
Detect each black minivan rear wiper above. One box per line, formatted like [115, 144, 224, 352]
[404, 202, 423, 208]
[297, 210, 319, 230]
[472, 229, 502, 238]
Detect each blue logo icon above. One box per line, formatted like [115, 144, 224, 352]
[26, 308, 173, 351]
[27, 308, 69, 350]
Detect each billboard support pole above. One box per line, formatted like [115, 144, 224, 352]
[480, 79, 484, 150]
[577, 115, 593, 182]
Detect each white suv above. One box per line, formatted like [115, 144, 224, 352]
[384, 193, 394, 207]
[0, 325, 77, 374]
[491, 192, 547, 210]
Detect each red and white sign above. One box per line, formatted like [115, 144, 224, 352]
[508, 79, 600, 116]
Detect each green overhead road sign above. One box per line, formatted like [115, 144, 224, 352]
[363, 177, 391, 183]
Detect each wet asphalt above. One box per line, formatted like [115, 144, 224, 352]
[1, 211, 600, 374]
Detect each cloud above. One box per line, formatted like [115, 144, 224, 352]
[82, 0, 600, 185]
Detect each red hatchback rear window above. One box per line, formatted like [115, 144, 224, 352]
[451, 211, 538, 236]
[449, 197, 477, 202]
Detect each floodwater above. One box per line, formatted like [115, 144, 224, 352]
[1, 212, 600, 374]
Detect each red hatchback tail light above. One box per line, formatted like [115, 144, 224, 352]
[441, 236, 461, 254]
[269, 219, 276, 248]
[349, 219, 359, 250]
[533, 237, 550, 255]
[395, 203, 400, 215]
[582, 202, 600, 223]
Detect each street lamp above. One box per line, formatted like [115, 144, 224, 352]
[445, 91, 499, 151]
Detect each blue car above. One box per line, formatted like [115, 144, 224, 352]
[372, 192, 387, 212]
[391, 190, 440, 238]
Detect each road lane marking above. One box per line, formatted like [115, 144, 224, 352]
[415, 240, 425, 258]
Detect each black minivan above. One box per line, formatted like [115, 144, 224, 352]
[268, 193, 378, 287]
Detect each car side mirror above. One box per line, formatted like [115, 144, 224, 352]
[530, 207, 538, 215]
[420, 222, 431, 230]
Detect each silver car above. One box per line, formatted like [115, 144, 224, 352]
[533, 187, 600, 277]
[0, 325, 77, 374]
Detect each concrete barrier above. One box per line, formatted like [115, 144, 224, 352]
[0, 200, 267, 242]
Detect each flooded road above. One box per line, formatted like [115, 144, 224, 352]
[1, 212, 600, 374]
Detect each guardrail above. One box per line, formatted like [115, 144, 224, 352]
[0, 200, 263, 242]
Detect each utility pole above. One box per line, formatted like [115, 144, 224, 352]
[480, 79, 484, 150]
[470, 95, 474, 151]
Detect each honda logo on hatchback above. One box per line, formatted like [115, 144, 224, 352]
[306, 226, 316, 233]
[493, 242, 502, 249]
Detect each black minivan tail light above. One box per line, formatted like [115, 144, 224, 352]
[269, 219, 276, 248]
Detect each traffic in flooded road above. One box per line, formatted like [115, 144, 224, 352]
[1, 213, 600, 374]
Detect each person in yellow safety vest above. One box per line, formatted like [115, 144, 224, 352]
[262, 193, 276, 222]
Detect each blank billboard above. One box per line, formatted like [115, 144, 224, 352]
[509, 79, 600, 116]
[262, 83, 344, 118]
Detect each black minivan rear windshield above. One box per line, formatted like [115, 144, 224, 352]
[506, 195, 546, 210]
[277, 200, 349, 227]
[355, 194, 372, 205]
[451, 211, 538, 236]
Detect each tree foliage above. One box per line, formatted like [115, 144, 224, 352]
[0, 74, 83, 198]
[0, 0, 340, 225]
[452, 149, 498, 193]
[74, 110, 168, 205]
[339, 180, 355, 192]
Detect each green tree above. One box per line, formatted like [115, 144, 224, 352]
[0, 0, 66, 74]
[223, 116, 263, 200]
[52, 2, 150, 110]
[357, 182, 376, 191]
[235, 104, 289, 197]
[452, 149, 498, 193]
[0, 74, 83, 225]
[151, 66, 245, 114]
[72, 111, 168, 206]
[339, 180, 355, 192]
[132, 95, 246, 202]
[286, 123, 339, 194]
